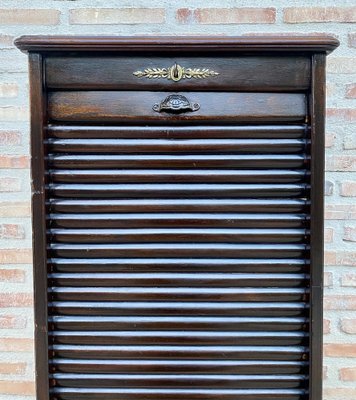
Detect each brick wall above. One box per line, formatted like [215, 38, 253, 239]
[0, 1, 355, 399]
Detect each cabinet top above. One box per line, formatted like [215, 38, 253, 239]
[15, 35, 339, 54]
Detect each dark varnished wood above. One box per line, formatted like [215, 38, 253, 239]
[48, 91, 306, 123]
[15, 34, 339, 53]
[45, 56, 310, 91]
[16, 35, 337, 400]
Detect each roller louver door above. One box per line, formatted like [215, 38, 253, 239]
[46, 122, 310, 400]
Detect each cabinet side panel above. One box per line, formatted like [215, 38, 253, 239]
[309, 53, 326, 400]
[29, 52, 49, 400]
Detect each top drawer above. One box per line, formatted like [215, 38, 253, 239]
[45, 55, 310, 91]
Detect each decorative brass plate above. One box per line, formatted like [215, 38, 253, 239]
[133, 63, 219, 82]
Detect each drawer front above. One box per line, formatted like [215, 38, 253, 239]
[48, 91, 306, 124]
[45, 55, 310, 91]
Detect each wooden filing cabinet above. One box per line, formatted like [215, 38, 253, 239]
[15, 35, 339, 400]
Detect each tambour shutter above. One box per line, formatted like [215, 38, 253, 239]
[15, 35, 339, 400]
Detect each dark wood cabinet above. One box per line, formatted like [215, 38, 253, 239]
[15, 35, 339, 400]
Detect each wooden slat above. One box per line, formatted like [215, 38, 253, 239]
[49, 243, 307, 259]
[47, 125, 307, 140]
[49, 330, 308, 346]
[47, 138, 306, 154]
[48, 228, 308, 244]
[50, 359, 308, 375]
[48, 154, 307, 170]
[49, 301, 308, 317]
[49, 169, 306, 184]
[48, 92, 306, 124]
[48, 199, 308, 214]
[49, 287, 307, 302]
[50, 387, 307, 400]
[49, 183, 308, 199]
[51, 372, 306, 389]
[50, 344, 308, 361]
[49, 258, 309, 273]
[48, 272, 308, 287]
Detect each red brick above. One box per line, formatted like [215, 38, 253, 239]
[0, 293, 33, 307]
[177, 8, 276, 24]
[0, 106, 28, 122]
[341, 273, 356, 287]
[349, 33, 356, 48]
[0, 362, 26, 375]
[284, 7, 356, 23]
[0, 202, 30, 218]
[0, 380, 35, 396]
[324, 228, 334, 243]
[70, 8, 165, 24]
[328, 57, 356, 74]
[0, 249, 32, 264]
[346, 83, 356, 98]
[327, 108, 356, 121]
[0, 269, 25, 283]
[0, 155, 29, 169]
[0, 83, 18, 98]
[0, 9, 60, 25]
[339, 367, 356, 381]
[341, 319, 356, 334]
[325, 204, 356, 220]
[0, 177, 21, 192]
[324, 295, 356, 310]
[0, 315, 26, 329]
[0, 224, 25, 239]
[176, 8, 193, 24]
[324, 343, 356, 357]
[344, 226, 356, 242]
[0, 130, 21, 146]
[324, 388, 356, 398]
[340, 181, 356, 197]
[325, 133, 335, 148]
[0, 34, 14, 47]
[324, 318, 331, 334]
[0, 338, 33, 352]
[324, 251, 337, 265]
[326, 156, 356, 171]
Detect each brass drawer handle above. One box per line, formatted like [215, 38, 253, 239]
[153, 94, 200, 113]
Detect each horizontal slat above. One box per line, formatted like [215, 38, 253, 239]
[50, 359, 308, 375]
[49, 316, 307, 332]
[48, 213, 307, 229]
[49, 258, 309, 273]
[49, 287, 307, 302]
[48, 228, 308, 244]
[49, 183, 308, 198]
[47, 125, 307, 139]
[49, 331, 308, 346]
[48, 91, 306, 124]
[48, 199, 308, 214]
[51, 372, 306, 389]
[49, 301, 308, 317]
[47, 138, 306, 154]
[50, 387, 307, 400]
[49, 243, 306, 259]
[49, 169, 306, 184]
[45, 55, 310, 91]
[51, 344, 308, 360]
[48, 272, 308, 287]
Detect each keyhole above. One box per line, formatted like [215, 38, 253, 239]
[173, 63, 179, 78]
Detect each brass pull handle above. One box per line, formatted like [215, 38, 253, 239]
[153, 94, 200, 113]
